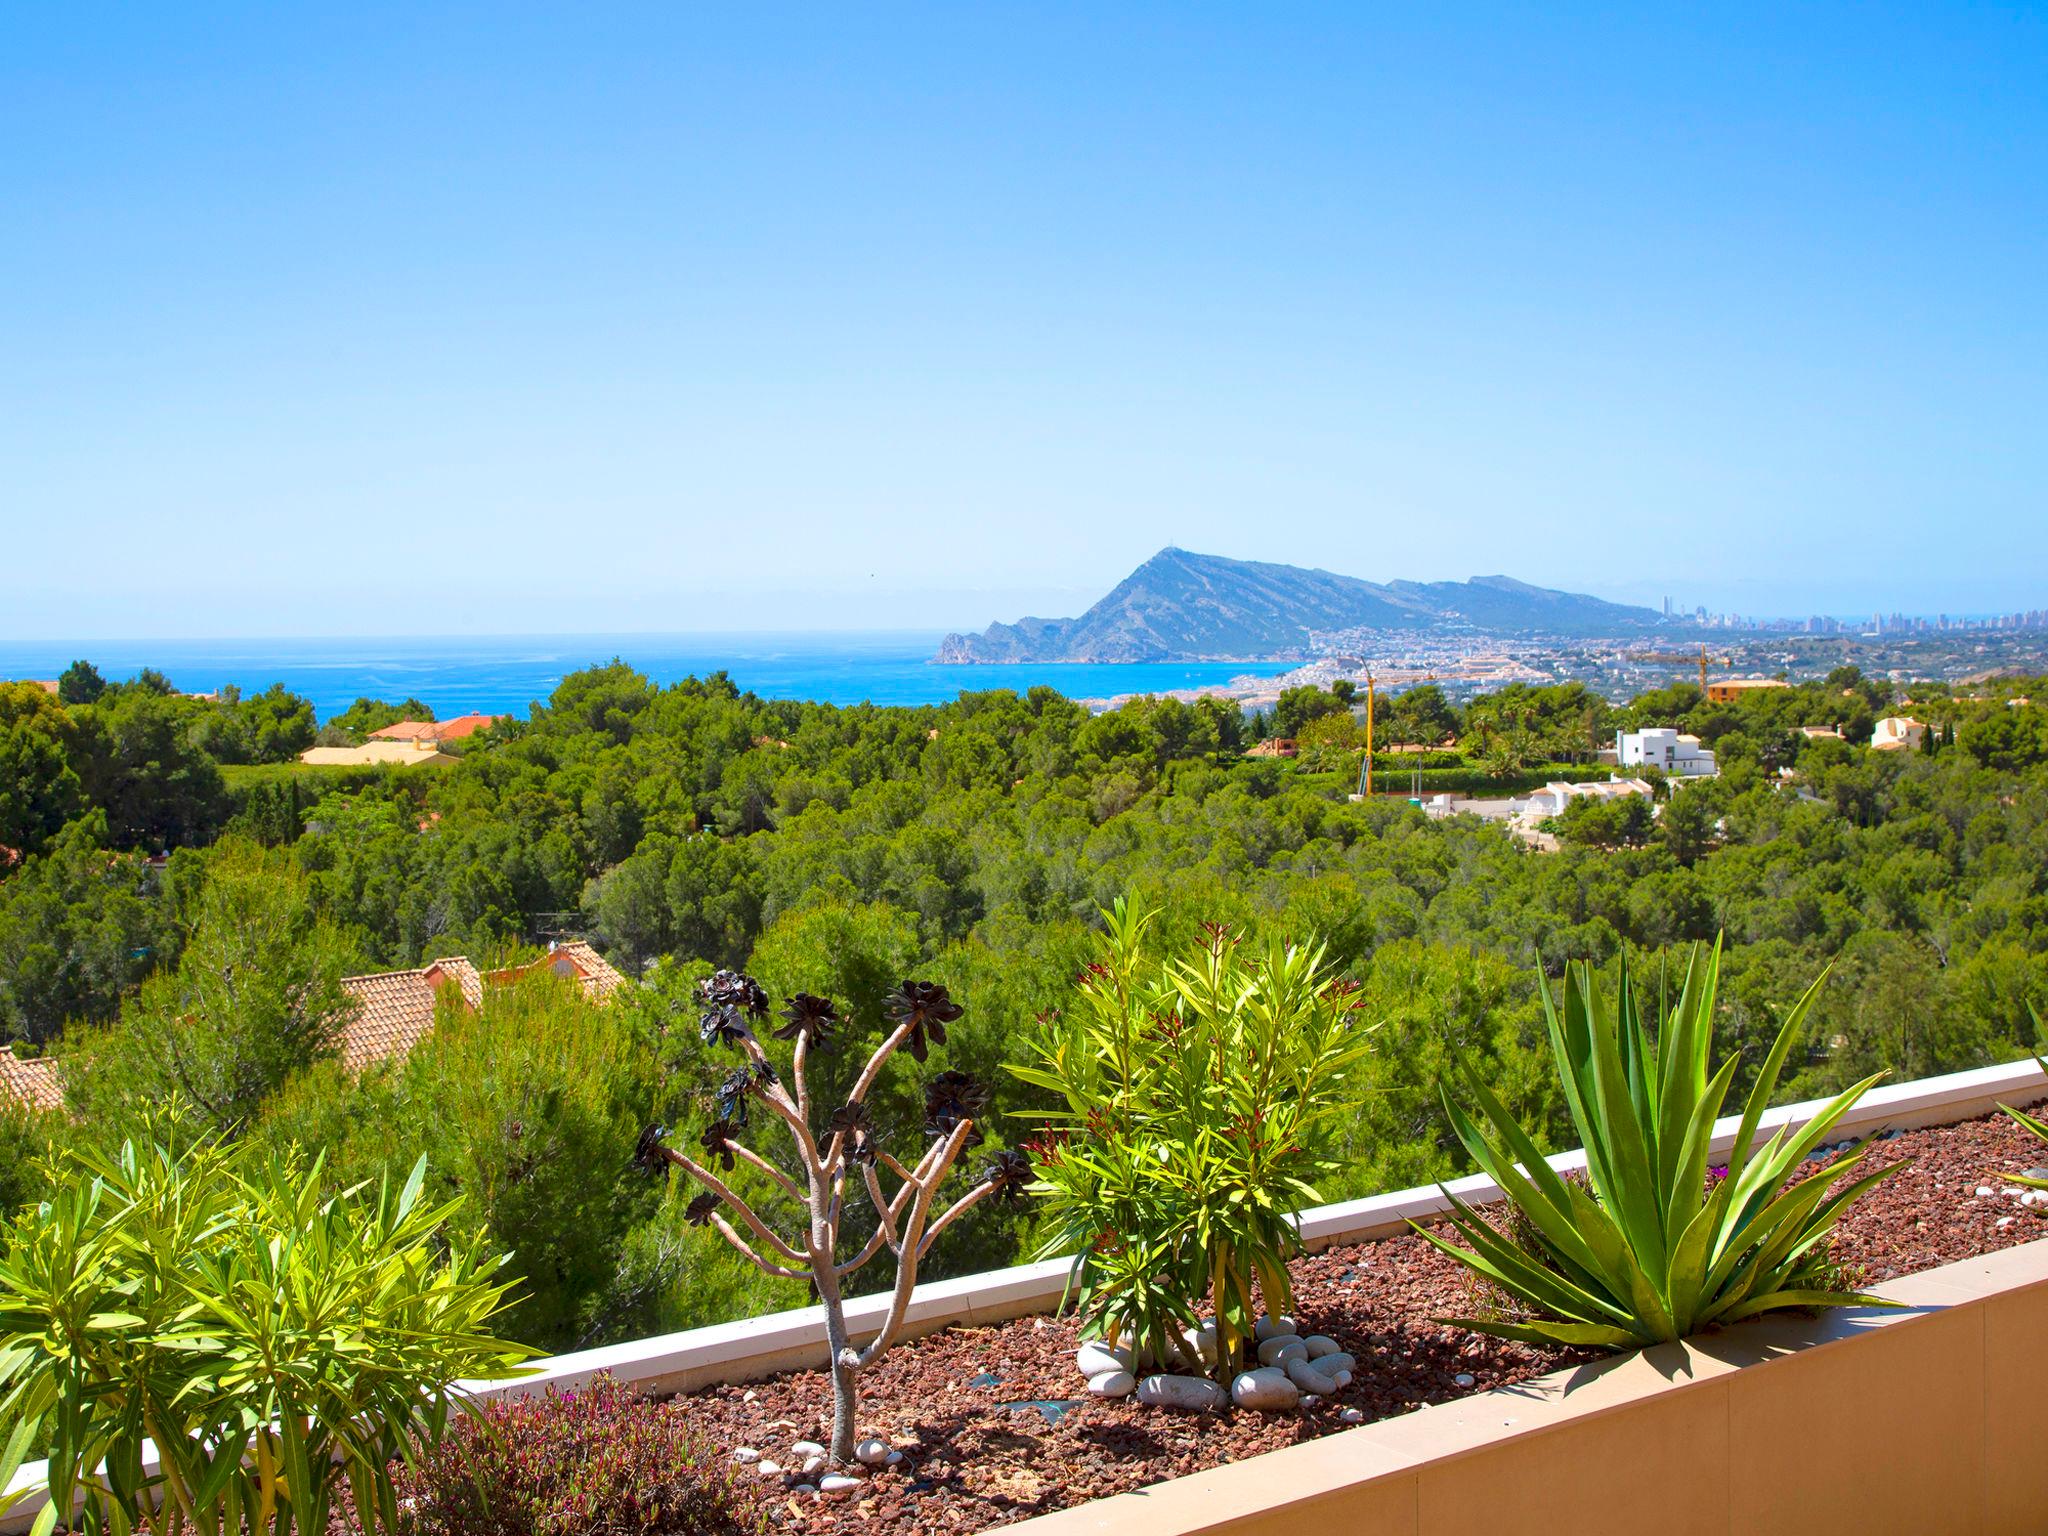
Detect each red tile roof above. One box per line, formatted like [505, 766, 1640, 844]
[340, 943, 626, 1072]
[367, 714, 504, 745]
[338, 956, 484, 1071]
[0, 1053, 64, 1114]
[485, 940, 627, 999]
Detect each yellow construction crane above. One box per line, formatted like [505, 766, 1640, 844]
[1638, 645, 1732, 693]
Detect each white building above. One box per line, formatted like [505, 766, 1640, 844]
[1870, 716, 1928, 751]
[1615, 727, 1717, 777]
[1518, 777, 1656, 820]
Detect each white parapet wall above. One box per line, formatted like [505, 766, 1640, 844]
[5, 1053, 2045, 1530]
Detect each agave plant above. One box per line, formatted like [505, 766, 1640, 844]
[1995, 1007, 2048, 1190]
[1417, 941, 1906, 1348]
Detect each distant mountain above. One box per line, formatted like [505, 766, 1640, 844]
[935, 548, 1660, 662]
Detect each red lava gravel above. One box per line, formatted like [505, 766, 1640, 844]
[674, 1108, 2048, 1534]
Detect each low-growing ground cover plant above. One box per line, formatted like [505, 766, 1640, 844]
[1011, 901, 1374, 1381]
[372, 1373, 761, 1536]
[638, 970, 1029, 1464]
[1420, 940, 1905, 1348]
[0, 1118, 535, 1536]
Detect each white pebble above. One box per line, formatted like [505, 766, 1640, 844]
[1339, 1407, 1366, 1424]
[1998, 1216, 2017, 1228]
[757, 1461, 783, 1478]
[800, 1454, 827, 1477]
[731, 1447, 760, 1465]
[887, 1450, 905, 1465]
[819, 1474, 861, 1499]
[1975, 1186, 1997, 1198]
[1231, 1366, 1301, 1412]
[1257, 1336, 1309, 1367]
[1302, 1334, 1343, 1359]
[790, 1440, 826, 1459]
[1302, 1394, 1322, 1405]
[1253, 1314, 1299, 1342]
[1088, 1368, 1137, 1399]
[1137, 1373, 1229, 1412]
[1454, 1372, 1476, 1388]
[792, 1483, 816, 1496]
[1076, 1342, 1133, 1379]
[855, 1437, 892, 1466]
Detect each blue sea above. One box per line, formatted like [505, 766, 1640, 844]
[0, 634, 1293, 722]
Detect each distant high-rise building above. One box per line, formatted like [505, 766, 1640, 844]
[1662, 595, 1672, 620]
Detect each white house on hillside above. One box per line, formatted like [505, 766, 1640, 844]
[1616, 727, 1717, 777]
[1871, 717, 1927, 752]
[1518, 777, 1656, 820]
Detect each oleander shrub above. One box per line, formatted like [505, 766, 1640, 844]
[1011, 900, 1375, 1379]
[0, 1118, 535, 1536]
[1421, 940, 1905, 1348]
[374, 1374, 761, 1536]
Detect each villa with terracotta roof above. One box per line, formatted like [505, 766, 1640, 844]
[367, 713, 504, 745]
[339, 940, 626, 1072]
[0, 1053, 64, 1114]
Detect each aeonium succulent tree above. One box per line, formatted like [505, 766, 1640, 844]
[638, 970, 1030, 1464]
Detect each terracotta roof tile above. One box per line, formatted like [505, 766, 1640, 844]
[484, 941, 628, 999]
[339, 945, 625, 1072]
[0, 1053, 64, 1114]
[338, 956, 483, 1071]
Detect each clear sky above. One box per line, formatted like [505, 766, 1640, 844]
[4, 3, 2044, 638]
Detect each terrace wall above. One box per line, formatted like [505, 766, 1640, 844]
[6, 1055, 2046, 1532]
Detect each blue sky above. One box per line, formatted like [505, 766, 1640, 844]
[3, 3, 2044, 638]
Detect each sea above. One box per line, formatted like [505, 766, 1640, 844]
[0, 634, 1294, 722]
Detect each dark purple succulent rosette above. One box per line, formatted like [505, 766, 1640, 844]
[697, 969, 769, 1048]
[683, 1191, 722, 1227]
[886, 979, 964, 1064]
[829, 1099, 880, 1165]
[981, 1148, 1032, 1202]
[633, 1123, 671, 1173]
[699, 1120, 740, 1172]
[713, 1066, 754, 1128]
[923, 1069, 990, 1147]
[773, 992, 841, 1052]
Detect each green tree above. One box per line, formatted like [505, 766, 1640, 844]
[0, 815, 169, 1046]
[56, 660, 106, 706]
[0, 682, 83, 859]
[65, 841, 360, 1131]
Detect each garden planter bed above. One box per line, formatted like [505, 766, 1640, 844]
[675, 1106, 2048, 1535]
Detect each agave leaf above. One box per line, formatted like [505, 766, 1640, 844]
[1440, 1092, 1609, 1287]
[1726, 969, 1829, 1187]
[1664, 1055, 1741, 1240]
[1582, 980, 1669, 1294]
[1715, 1288, 1903, 1326]
[1416, 1199, 1636, 1329]
[1433, 1315, 1646, 1350]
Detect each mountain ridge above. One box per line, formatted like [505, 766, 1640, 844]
[935, 548, 1660, 662]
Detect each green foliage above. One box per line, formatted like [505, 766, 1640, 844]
[71, 690, 230, 851]
[0, 683, 84, 860]
[64, 841, 360, 1133]
[1420, 942, 1903, 1348]
[1012, 902, 1374, 1375]
[0, 816, 169, 1046]
[0, 1122, 535, 1536]
[260, 973, 673, 1351]
[56, 663, 106, 708]
[330, 697, 438, 740]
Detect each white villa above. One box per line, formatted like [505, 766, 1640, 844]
[1615, 727, 1717, 777]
